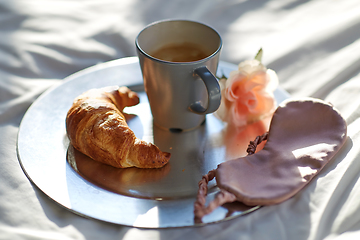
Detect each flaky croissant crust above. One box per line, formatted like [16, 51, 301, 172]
[66, 86, 170, 168]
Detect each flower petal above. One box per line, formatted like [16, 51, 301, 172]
[238, 59, 266, 75]
[225, 75, 247, 101]
[266, 69, 279, 91]
[231, 103, 248, 127]
[243, 71, 268, 92]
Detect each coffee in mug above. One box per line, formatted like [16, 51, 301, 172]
[150, 42, 210, 62]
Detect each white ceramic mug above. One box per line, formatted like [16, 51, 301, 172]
[136, 20, 222, 132]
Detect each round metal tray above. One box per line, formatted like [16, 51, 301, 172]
[17, 57, 290, 228]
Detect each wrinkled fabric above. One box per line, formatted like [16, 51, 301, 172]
[1, 0, 360, 239]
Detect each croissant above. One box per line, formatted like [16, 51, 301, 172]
[66, 86, 171, 168]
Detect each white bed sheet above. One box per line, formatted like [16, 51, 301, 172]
[1, 0, 360, 239]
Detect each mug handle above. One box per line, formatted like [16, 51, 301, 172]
[189, 66, 221, 114]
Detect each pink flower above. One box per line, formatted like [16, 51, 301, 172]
[215, 59, 278, 128]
